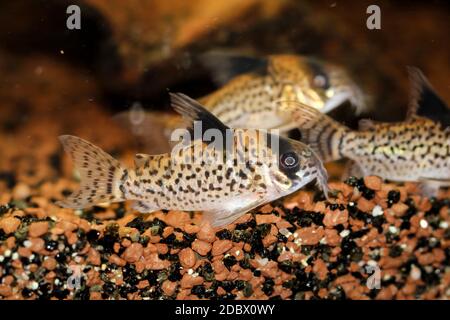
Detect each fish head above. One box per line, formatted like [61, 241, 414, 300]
[276, 56, 367, 115]
[268, 134, 329, 198]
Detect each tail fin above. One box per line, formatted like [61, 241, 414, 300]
[281, 101, 351, 162]
[57, 135, 128, 209]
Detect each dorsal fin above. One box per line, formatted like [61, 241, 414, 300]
[200, 51, 269, 85]
[406, 66, 450, 128]
[170, 92, 230, 137]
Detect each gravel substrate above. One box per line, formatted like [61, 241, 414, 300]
[0, 176, 449, 300]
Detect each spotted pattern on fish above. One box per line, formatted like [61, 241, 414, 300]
[341, 119, 450, 181]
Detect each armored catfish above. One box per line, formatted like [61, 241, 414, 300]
[58, 93, 329, 226]
[286, 67, 450, 194]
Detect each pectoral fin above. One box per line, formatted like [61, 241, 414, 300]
[203, 197, 267, 227]
[341, 160, 366, 179]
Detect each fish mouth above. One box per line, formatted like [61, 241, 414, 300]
[322, 85, 366, 114]
[321, 91, 353, 114]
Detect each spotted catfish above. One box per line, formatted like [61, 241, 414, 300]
[287, 67, 450, 195]
[115, 54, 367, 153]
[199, 53, 367, 130]
[58, 93, 329, 227]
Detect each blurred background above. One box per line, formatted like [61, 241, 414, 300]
[0, 0, 448, 191]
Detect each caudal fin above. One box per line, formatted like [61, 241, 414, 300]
[280, 101, 350, 162]
[58, 135, 128, 209]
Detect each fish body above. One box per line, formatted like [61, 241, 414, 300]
[339, 119, 448, 182]
[200, 54, 366, 129]
[115, 54, 366, 153]
[59, 93, 328, 226]
[290, 67, 450, 191]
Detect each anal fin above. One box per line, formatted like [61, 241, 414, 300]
[418, 178, 450, 197]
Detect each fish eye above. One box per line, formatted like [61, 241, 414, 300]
[313, 75, 327, 88]
[280, 152, 299, 169]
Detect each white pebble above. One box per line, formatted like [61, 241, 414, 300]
[279, 228, 291, 236]
[420, 219, 428, 229]
[0, 256, 4, 263]
[4, 249, 11, 257]
[187, 268, 193, 275]
[372, 205, 384, 217]
[439, 221, 448, 229]
[12, 252, 19, 260]
[388, 226, 398, 234]
[24, 240, 32, 248]
[367, 260, 378, 267]
[410, 265, 421, 280]
[30, 281, 39, 290]
[339, 230, 350, 238]
[13, 183, 30, 200]
[257, 257, 269, 266]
